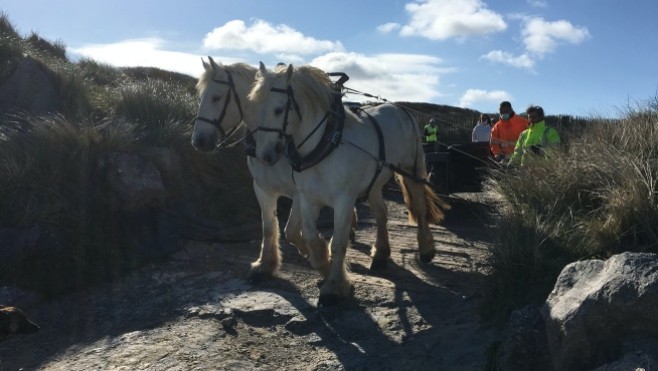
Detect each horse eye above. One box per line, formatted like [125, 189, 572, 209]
[212, 95, 221, 103]
[274, 107, 284, 115]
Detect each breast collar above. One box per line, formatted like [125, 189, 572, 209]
[285, 93, 345, 172]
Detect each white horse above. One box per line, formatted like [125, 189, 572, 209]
[248, 62, 449, 305]
[191, 58, 357, 281]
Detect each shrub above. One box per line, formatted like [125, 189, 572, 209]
[116, 78, 197, 144]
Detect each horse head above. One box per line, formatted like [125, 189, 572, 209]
[191, 57, 255, 152]
[247, 62, 299, 165]
[248, 62, 336, 166]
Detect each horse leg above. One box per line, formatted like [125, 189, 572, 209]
[368, 187, 391, 271]
[284, 197, 309, 258]
[299, 198, 330, 277]
[249, 181, 282, 282]
[349, 207, 358, 243]
[318, 199, 356, 306]
[399, 176, 435, 263]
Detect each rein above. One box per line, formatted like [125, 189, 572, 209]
[344, 106, 434, 198]
[344, 87, 498, 169]
[195, 70, 244, 146]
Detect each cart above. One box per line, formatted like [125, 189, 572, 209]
[424, 141, 493, 194]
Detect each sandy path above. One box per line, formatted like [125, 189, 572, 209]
[1, 191, 500, 370]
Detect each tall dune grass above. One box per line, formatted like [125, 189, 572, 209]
[0, 15, 259, 295]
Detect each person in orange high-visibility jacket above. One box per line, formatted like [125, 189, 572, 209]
[490, 101, 528, 163]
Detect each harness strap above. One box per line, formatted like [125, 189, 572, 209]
[287, 93, 344, 172]
[398, 106, 420, 176]
[357, 109, 386, 202]
[386, 163, 434, 188]
[244, 127, 257, 157]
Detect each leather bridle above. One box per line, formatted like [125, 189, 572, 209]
[255, 84, 302, 141]
[195, 70, 244, 144]
[252, 83, 345, 172]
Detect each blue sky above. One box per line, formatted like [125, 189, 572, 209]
[2, 0, 657, 118]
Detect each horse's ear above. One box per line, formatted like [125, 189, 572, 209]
[208, 56, 219, 74]
[285, 64, 294, 84]
[202, 57, 210, 71]
[258, 61, 267, 77]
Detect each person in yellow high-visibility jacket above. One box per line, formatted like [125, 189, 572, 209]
[424, 119, 438, 143]
[508, 105, 561, 167]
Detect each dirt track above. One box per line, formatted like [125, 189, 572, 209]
[0, 190, 500, 370]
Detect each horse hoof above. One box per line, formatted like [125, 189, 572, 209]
[318, 294, 343, 307]
[420, 251, 435, 263]
[370, 258, 388, 271]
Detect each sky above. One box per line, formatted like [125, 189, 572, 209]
[2, 0, 657, 118]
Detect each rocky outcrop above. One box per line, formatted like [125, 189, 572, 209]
[0, 56, 61, 115]
[498, 252, 658, 370]
[98, 151, 167, 211]
[543, 252, 658, 370]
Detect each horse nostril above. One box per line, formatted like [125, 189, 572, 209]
[275, 142, 284, 154]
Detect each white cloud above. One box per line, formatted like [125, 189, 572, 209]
[480, 50, 535, 70]
[273, 53, 306, 65]
[70, 38, 450, 105]
[203, 19, 344, 55]
[458, 89, 512, 108]
[481, 17, 589, 70]
[70, 38, 224, 77]
[310, 52, 451, 103]
[522, 17, 590, 56]
[399, 0, 507, 40]
[377, 22, 401, 34]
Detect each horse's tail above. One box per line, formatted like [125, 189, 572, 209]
[395, 122, 450, 225]
[396, 174, 449, 225]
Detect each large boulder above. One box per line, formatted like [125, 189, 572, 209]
[98, 151, 167, 211]
[139, 147, 183, 181]
[97, 151, 180, 262]
[0, 55, 61, 115]
[542, 252, 658, 370]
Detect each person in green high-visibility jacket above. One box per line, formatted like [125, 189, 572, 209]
[508, 105, 560, 167]
[424, 118, 438, 143]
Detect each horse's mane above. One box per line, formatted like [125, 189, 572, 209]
[196, 62, 257, 95]
[250, 64, 337, 114]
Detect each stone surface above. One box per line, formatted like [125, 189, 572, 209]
[0, 56, 61, 115]
[98, 151, 167, 211]
[542, 252, 658, 370]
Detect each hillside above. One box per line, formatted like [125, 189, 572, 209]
[0, 15, 259, 298]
